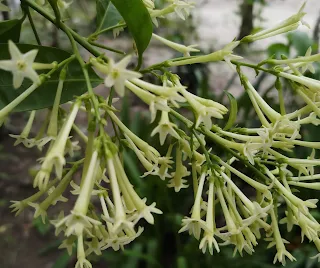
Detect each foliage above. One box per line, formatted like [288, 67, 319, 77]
[1, 1, 320, 268]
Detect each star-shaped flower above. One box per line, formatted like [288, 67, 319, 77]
[151, 111, 180, 145]
[169, 0, 194, 20]
[104, 55, 142, 97]
[0, 41, 40, 88]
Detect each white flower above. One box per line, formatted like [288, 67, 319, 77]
[10, 201, 28, 216]
[167, 163, 190, 192]
[85, 237, 102, 256]
[222, 41, 243, 72]
[0, 0, 10, 11]
[58, 236, 76, 256]
[143, 0, 155, 9]
[152, 33, 199, 57]
[179, 217, 208, 240]
[243, 141, 263, 165]
[276, 47, 316, 74]
[168, 145, 190, 192]
[154, 156, 173, 180]
[124, 80, 171, 123]
[168, 0, 194, 20]
[279, 71, 320, 92]
[113, 25, 125, 38]
[199, 180, 220, 255]
[180, 89, 227, 129]
[75, 257, 92, 268]
[130, 198, 163, 225]
[151, 110, 180, 145]
[104, 55, 142, 97]
[9, 135, 38, 148]
[28, 202, 47, 223]
[70, 181, 105, 196]
[199, 232, 220, 255]
[33, 168, 51, 190]
[0, 41, 40, 89]
[273, 248, 296, 266]
[243, 2, 309, 42]
[149, 97, 170, 123]
[55, 210, 101, 237]
[101, 226, 144, 251]
[131, 78, 186, 107]
[272, 117, 301, 140]
[179, 172, 208, 239]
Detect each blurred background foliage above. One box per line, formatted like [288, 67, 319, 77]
[1, 0, 320, 267]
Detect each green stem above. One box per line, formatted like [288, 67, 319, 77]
[26, 6, 42, 45]
[61, 22, 101, 123]
[24, 0, 108, 61]
[91, 22, 126, 39]
[88, 40, 126, 55]
[0, 55, 74, 122]
[169, 109, 272, 186]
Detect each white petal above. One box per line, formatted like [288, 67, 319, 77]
[152, 17, 159, 27]
[8, 41, 22, 61]
[159, 128, 168, 145]
[0, 60, 16, 72]
[25, 67, 40, 84]
[151, 125, 160, 137]
[175, 7, 186, 20]
[305, 46, 312, 57]
[169, 127, 180, 140]
[149, 102, 157, 123]
[104, 75, 115, 87]
[13, 72, 24, 89]
[114, 80, 125, 97]
[123, 70, 142, 80]
[107, 58, 115, 70]
[23, 49, 38, 64]
[116, 55, 132, 69]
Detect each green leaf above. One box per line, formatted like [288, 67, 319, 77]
[123, 247, 161, 267]
[52, 252, 71, 268]
[110, 0, 153, 69]
[32, 216, 51, 235]
[287, 31, 315, 56]
[223, 91, 238, 130]
[123, 243, 143, 268]
[96, 0, 123, 32]
[0, 18, 24, 43]
[267, 43, 289, 59]
[124, 151, 141, 186]
[0, 44, 102, 111]
[38, 240, 62, 255]
[177, 256, 188, 268]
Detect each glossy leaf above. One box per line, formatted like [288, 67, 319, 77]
[267, 43, 289, 59]
[96, 0, 123, 32]
[0, 44, 102, 111]
[287, 31, 315, 56]
[110, 0, 153, 69]
[0, 18, 24, 43]
[223, 91, 238, 130]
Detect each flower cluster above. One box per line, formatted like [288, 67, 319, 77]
[4, 0, 320, 267]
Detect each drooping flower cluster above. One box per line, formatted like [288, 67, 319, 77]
[3, 1, 320, 267]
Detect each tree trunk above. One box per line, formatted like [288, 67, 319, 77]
[1, 0, 9, 20]
[238, 0, 254, 40]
